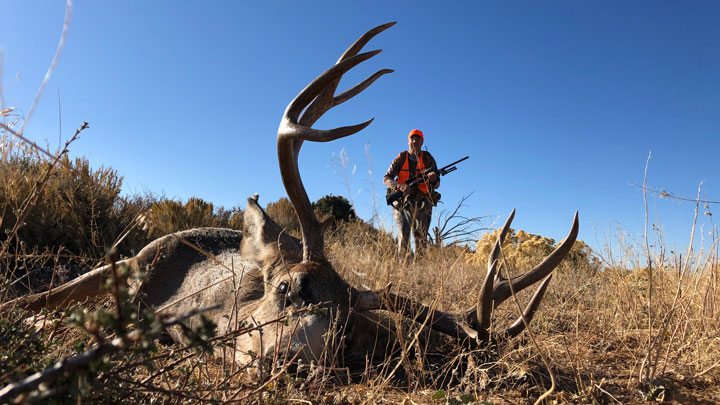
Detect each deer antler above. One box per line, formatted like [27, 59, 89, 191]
[355, 211, 580, 346]
[277, 22, 395, 263]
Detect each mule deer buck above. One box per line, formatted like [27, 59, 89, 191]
[3, 22, 578, 366]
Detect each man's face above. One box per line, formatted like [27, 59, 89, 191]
[408, 135, 423, 154]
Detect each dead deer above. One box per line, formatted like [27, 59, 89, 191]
[2, 22, 578, 367]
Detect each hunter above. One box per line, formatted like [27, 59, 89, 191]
[384, 129, 440, 259]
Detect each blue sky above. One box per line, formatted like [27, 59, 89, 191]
[1, 2, 718, 256]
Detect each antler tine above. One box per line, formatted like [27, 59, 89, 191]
[492, 211, 579, 306]
[504, 274, 553, 339]
[337, 22, 396, 63]
[283, 50, 382, 128]
[277, 24, 393, 263]
[471, 209, 516, 338]
[487, 209, 516, 274]
[333, 68, 394, 107]
[474, 258, 497, 342]
[300, 22, 396, 125]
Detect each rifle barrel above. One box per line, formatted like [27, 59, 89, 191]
[439, 156, 469, 172]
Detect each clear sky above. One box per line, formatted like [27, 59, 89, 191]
[1, 1, 718, 256]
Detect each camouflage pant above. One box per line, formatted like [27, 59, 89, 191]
[392, 196, 433, 257]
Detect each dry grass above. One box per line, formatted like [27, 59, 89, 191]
[1, 182, 719, 403]
[1, 122, 718, 403]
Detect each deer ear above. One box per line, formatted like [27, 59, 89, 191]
[241, 195, 302, 268]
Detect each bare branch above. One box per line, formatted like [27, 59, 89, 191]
[430, 193, 489, 246]
[630, 181, 719, 205]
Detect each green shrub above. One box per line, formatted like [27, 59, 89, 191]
[312, 194, 357, 222]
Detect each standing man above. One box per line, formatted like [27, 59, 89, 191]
[384, 129, 440, 259]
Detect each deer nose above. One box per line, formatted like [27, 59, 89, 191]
[297, 278, 314, 303]
[286, 290, 312, 310]
[283, 275, 318, 311]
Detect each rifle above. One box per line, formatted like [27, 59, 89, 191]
[386, 155, 469, 206]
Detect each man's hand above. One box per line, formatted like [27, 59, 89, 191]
[427, 172, 439, 183]
[398, 183, 410, 194]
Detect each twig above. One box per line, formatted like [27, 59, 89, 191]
[594, 383, 622, 404]
[330, 147, 357, 210]
[108, 253, 125, 337]
[0, 54, 7, 124]
[0, 334, 130, 401]
[111, 376, 221, 403]
[45, 247, 65, 309]
[1, 119, 155, 256]
[225, 349, 304, 403]
[629, 182, 719, 205]
[694, 357, 720, 379]
[430, 193, 488, 246]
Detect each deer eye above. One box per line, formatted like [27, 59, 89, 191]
[276, 281, 289, 295]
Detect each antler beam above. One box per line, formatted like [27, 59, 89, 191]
[277, 22, 395, 263]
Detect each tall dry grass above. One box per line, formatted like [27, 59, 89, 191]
[0, 121, 718, 402]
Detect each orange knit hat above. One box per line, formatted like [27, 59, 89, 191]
[408, 129, 424, 139]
